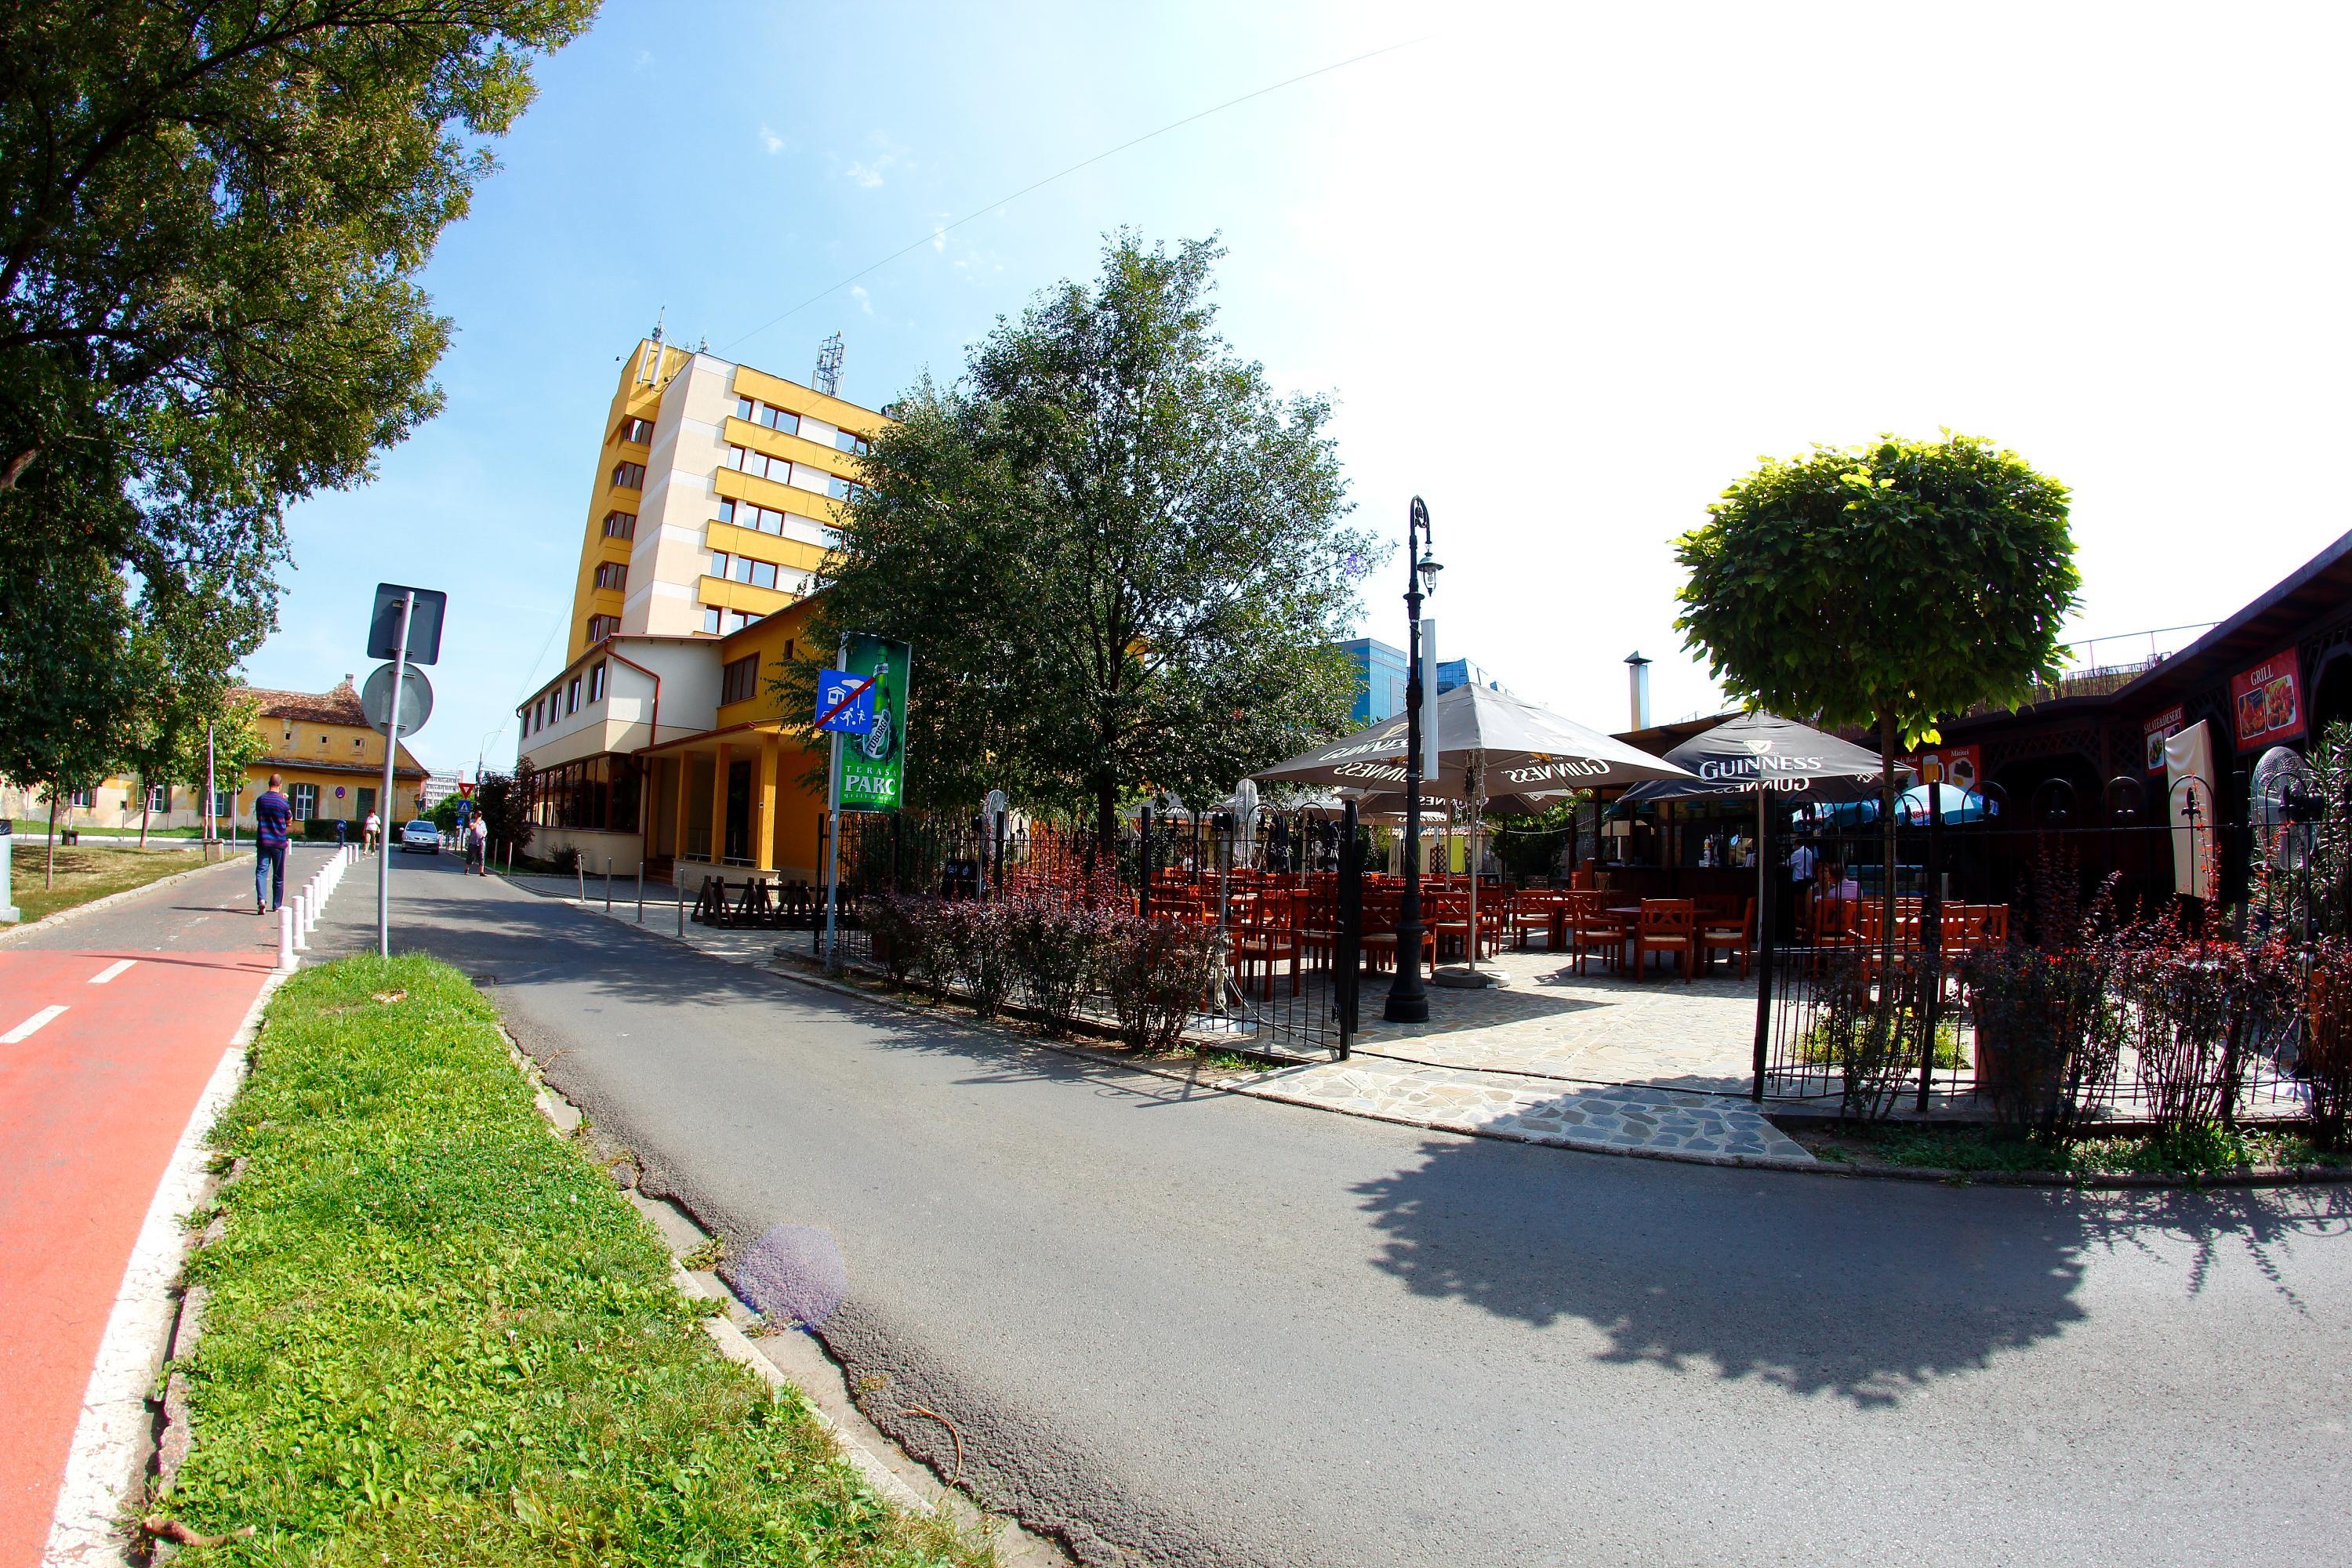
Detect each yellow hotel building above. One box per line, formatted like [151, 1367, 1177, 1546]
[519, 337, 888, 883]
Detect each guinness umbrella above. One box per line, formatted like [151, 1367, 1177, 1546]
[1616, 711, 1903, 806]
[1256, 684, 1697, 795]
[1258, 685, 1693, 978]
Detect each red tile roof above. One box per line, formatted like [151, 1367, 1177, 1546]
[241, 677, 365, 727]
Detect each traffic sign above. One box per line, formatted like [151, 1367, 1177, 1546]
[816, 670, 876, 734]
[368, 584, 447, 665]
[459, 779, 474, 798]
[336, 786, 347, 798]
[361, 662, 434, 735]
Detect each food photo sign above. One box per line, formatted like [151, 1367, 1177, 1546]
[2230, 652, 2305, 750]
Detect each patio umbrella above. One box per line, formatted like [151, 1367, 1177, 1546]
[1616, 713, 1914, 968]
[1258, 685, 1695, 976]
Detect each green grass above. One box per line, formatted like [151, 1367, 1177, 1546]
[162, 955, 989, 1566]
[1800, 1121, 2350, 1178]
[1794, 1011, 1967, 1070]
[9, 842, 210, 923]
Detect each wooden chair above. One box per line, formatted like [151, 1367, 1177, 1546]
[1632, 898, 1697, 983]
[1512, 889, 1563, 950]
[1569, 892, 1631, 976]
[1701, 898, 1755, 978]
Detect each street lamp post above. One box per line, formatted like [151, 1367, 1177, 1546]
[1385, 496, 1443, 1023]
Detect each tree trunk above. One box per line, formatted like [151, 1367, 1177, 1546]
[45, 793, 57, 889]
[139, 788, 151, 849]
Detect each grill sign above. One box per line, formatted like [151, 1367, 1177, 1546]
[2230, 653, 2303, 750]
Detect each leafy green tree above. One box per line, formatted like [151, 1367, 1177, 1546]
[789, 232, 1377, 854]
[0, 1, 597, 785]
[1675, 432, 2078, 939]
[473, 760, 534, 863]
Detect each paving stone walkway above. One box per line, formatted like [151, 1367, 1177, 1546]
[1235, 1057, 1812, 1163]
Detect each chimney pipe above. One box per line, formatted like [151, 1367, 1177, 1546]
[1624, 652, 1652, 731]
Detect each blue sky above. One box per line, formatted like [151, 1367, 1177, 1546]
[249, 1, 2352, 774]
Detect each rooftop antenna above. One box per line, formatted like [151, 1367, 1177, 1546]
[814, 331, 844, 397]
[640, 307, 666, 386]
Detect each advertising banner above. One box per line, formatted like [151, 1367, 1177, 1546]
[2230, 651, 2305, 750]
[2143, 706, 2186, 773]
[833, 633, 910, 812]
[2165, 720, 2218, 901]
[1909, 743, 1981, 795]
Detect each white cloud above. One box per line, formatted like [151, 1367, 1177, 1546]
[931, 220, 947, 252]
[842, 155, 892, 188]
[758, 124, 786, 155]
[850, 285, 874, 317]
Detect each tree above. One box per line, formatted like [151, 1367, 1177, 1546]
[789, 232, 1377, 854]
[0, 2, 597, 789]
[1675, 432, 2078, 953]
[473, 759, 534, 863]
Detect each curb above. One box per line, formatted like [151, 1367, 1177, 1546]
[536, 891, 2352, 1194]
[0, 850, 255, 946]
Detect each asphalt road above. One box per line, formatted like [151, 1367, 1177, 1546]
[320, 857, 2352, 1567]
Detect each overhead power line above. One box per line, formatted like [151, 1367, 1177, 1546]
[721, 33, 1432, 355]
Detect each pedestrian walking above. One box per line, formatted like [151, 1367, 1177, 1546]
[253, 772, 292, 914]
[334, 818, 347, 847]
[364, 810, 380, 853]
[466, 811, 488, 874]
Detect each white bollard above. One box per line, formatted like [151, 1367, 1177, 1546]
[278, 905, 296, 971]
[307, 880, 321, 935]
[292, 891, 309, 951]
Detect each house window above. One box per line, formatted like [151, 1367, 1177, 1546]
[702, 604, 724, 634]
[833, 429, 869, 456]
[146, 784, 170, 812]
[720, 653, 760, 706]
[566, 677, 582, 714]
[593, 561, 626, 591]
[603, 510, 637, 540]
[785, 638, 795, 661]
[535, 697, 546, 729]
[585, 613, 619, 644]
[212, 789, 233, 820]
[353, 738, 364, 751]
[611, 461, 646, 490]
[292, 783, 318, 818]
[616, 416, 655, 445]
[589, 662, 607, 702]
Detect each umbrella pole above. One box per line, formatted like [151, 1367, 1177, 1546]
[1467, 794, 1481, 975]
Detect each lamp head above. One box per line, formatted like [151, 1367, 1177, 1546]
[1417, 556, 1444, 593]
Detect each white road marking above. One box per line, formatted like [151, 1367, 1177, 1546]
[89, 960, 136, 985]
[2, 1004, 68, 1043]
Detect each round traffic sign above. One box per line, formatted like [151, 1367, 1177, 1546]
[336, 786, 347, 798]
[361, 662, 434, 735]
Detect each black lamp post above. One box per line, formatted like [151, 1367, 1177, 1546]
[1385, 495, 1443, 1023]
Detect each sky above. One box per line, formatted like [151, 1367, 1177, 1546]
[246, 0, 2352, 775]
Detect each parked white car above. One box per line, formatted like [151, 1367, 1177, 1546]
[398, 818, 441, 854]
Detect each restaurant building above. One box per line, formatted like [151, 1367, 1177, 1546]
[519, 335, 885, 880]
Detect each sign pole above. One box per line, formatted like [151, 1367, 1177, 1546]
[376, 590, 415, 958]
[824, 633, 847, 969]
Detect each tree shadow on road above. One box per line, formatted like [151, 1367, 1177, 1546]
[1352, 1133, 2352, 1407]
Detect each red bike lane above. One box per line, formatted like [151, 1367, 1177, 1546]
[0, 861, 289, 1566]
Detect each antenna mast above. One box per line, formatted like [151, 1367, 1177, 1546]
[814, 332, 844, 397]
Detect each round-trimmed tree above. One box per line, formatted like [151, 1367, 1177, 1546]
[1674, 432, 2078, 934]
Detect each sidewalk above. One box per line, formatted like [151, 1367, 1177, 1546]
[0, 849, 339, 1567]
[505, 877, 1814, 1168]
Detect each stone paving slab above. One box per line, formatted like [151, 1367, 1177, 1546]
[1238, 1057, 1814, 1163]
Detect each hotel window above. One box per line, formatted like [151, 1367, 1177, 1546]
[701, 604, 723, 634]
[718, 498, 788, 535]
[593, 561, 626, 591]
[720, 653, 760, 706]
[566, 676, 582, 714]
[616, 416, 654, 445]
[833, 429, 869, 456]
[825, 474, 858, 501]
[585, 613, 619, 644]
[292, 783, 318, 818]
[611, 460, 646, 490]
[735, 557, 778, 590]
[602, 510, 637, 540]
[709, 550, 731, 579]
[728, 608, 755, 632]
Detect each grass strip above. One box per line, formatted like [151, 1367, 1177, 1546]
[1798, 1121, 2350, 1178]
[9, 843, 210, 924]
[162, 954, 991, 1566]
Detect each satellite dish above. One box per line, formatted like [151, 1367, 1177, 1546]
[2251, 745, 2319, 873]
